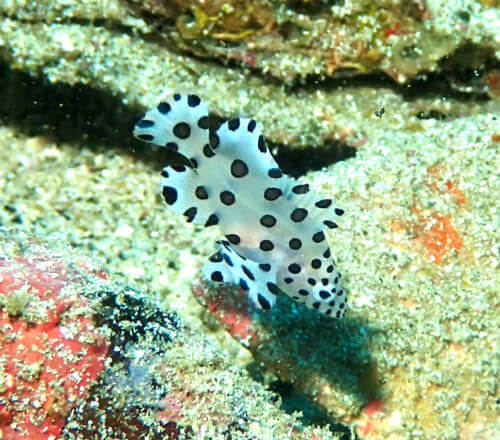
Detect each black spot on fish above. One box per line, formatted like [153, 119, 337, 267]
[266, 282, 279, 295]
[205, 214, 219, 227]
[183, 207, 197, 222]
[257, 294, 271, 310]
[223, 254, 234, 267]
[137, 119, 154, 128]
[319, 290, 330, 299]
[228, 118, 240, 131]
[324, 220, 338, 229]
[220, 191, 235, 205]
[195, 186, 208, 200]
[231, 159, 249, 178]
[157, 102, 171, 114]
[173, 122, 191, 139]
[260, 214, 277, 228]
[198, 116, 210, 129]
[209, 252, 223, 263]
[188, 94, 201, 107]
[288, 263, 301, 274]
[203, 144, 215, 158]
[259, 263, 271, 272]
[226, 234, 241, 245]
[162, 186, 177, 205]
[315, 199, 332, 208]
[260, 240, 274, 251]
[242, 265, 255, 281]
[268, 168, 282, 178]
[312, 231, 325, 243]
[211, 271, 223, 282]
[264, 188, 282, 201]
[291, 208, 307, 222]
[292, 184, 309, 194]
[311, 259, 321, 269]
[239, 278, 249, 291]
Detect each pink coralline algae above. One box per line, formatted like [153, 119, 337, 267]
[0, 251, 108, 440]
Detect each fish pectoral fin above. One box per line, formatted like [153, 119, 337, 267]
[203, 241, 279, 311]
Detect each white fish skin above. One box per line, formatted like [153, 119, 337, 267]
[134, 93, 347, 318]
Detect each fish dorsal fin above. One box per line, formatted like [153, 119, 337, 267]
[133, 92, 212, 160]
[213, 118, 283, 177]
[202, 241, 279, 311]
[281, 183, 345, 231]
[212, 118, 344, 229]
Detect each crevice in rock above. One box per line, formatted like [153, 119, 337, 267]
[273, 142, 355, 177]
[292, 66, 494, 103]
[0, 59, 170, 168]
[0, 59, 354, 177]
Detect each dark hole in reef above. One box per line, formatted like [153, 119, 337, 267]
[273, 141, 356, 178]
[275, 0, 345, 16]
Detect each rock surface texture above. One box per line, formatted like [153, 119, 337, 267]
[0, 1, 499, 439]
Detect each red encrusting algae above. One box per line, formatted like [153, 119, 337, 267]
[389, 165, 466, 264]
[411, 209, 464, 264]
[192, 284, 257, 345]
[0, 253, 108, 440]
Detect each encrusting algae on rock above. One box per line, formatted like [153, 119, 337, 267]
[134, 92, 348, 318]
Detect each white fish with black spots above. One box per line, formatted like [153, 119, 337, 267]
[134, 93, 347, 318]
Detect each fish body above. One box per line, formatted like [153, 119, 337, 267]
[134, 93, 347, 318]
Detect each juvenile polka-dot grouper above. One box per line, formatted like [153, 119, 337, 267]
[133, 93, 347, 318]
